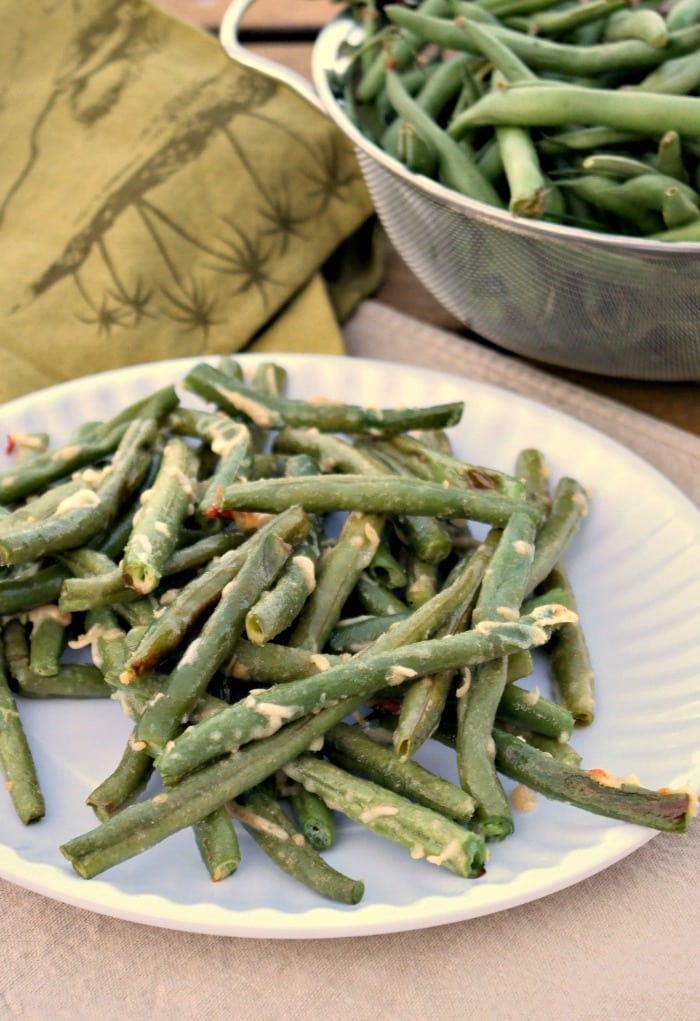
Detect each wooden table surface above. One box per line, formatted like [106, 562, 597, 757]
[156, 0, 699, 438]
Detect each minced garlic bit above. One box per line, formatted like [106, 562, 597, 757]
[51, 444, 82, 462]
[511, 784, 538, 813]
[164, 465, 195, 497]
[28, 604, 72, 629]
[293, 555, 316, 594]
[426, 838, 463, 867]
[363, 522, 380, 546]
[359, 804, 400, 824]
[573, 490, 590, 516]
[231, 804, 289, 841]
[512, 539, 535, 558]
[384, 664, 418, 687]
[454, 668, 471, 699]
[55, 488, 101, 515]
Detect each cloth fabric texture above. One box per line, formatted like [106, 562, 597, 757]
[0, 0, 379, 403]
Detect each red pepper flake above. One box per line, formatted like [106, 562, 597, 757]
[370, 698, 402, 715]
[5, 434, 17, 455]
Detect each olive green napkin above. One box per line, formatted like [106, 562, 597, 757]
[0, 0, 380, 403]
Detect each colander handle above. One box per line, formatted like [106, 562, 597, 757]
[219, 0, 325, 113]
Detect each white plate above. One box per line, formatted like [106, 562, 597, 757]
[0, 354, 698, 939]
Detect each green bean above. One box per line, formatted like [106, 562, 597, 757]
[121, 436, 198, 595]
[0, 479, 86, 532]
[354, 571, 408, 617]
[507, 0, 626, 38]
[480, 0, 564, 16]
[3, 615, 109, 698]
[455, 503, 540, 838]
[0, 419, 156, 567]
[287, 511, 384, 652]
[217, 474, 526, 528]
[59, 529, 247, 614]
[245, 531, 320, 645]
[543, 564, 596, 726]
[386, 5, 700, 77]
[405, 555, 439, 609]
[557, 174, 664, 234]
[226, 639, 347, 686]
[27, 605, 70, 676]
[183, 361, 464, 435]
[651, 218, 700, 240]
[526, 476, 589, 593]
[455, 657, 513, 839]
[60, 695, 364, 878]
[156, 604, 575, 784]
[448, 80, 700, 139]
[134, 507, 310, 755]
[119, 542, 254, 682]
[451, 12, 537, 83]
[663, 184, 700, 228]
[497, 722, 583, 768]
[355, 0, 451, 103]
[393, 533, 498, 760]
[86, 735, 154, 821]
[289, 785, 336, 851]
[91, 384, 180, 440]
[516, 448, 595, 725]
[603, 8, 668, 48]
[168, 407, 253, 518]
[395, 121, 438, 176]
[497, 680, 575, 741]
[0, 425, 127, 505]
[192, 807, 241, 882]
[326, 613, 412, 654]
[13, 663, 110, 699]
[232, 783, 363, 903]
[0, 563, 70, 616]
[666, 0, 700, 32]
[277, 427, 453, 565]
[580, 153, 658, 180]
[370, 432, 525, 501]
[384, 70, 503, 205]
[536, 126, 644, 154]
[368, 538, 408, 590]
[657, 131, 689, 183]
[492, 728, 693, 832]
[495, 116, 549, 216]
[634, 45, 700, 92]
[613, 172, 700, 214]
[283, 753, 486, 878]
[0, 630, 45, 824]
[325, 721, 475, 822]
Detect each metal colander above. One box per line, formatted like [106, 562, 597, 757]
[222, 2, 700, 381]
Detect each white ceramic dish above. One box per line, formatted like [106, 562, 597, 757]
[0, 354, 698, 939]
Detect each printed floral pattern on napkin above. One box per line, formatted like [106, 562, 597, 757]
[0, 0, 377, 400]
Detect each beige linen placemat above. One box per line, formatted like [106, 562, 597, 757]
[1, 302, 698, 1021]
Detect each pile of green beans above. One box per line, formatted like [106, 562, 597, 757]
[333, 0, 700, 238]
[0, 359, 692, 905]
